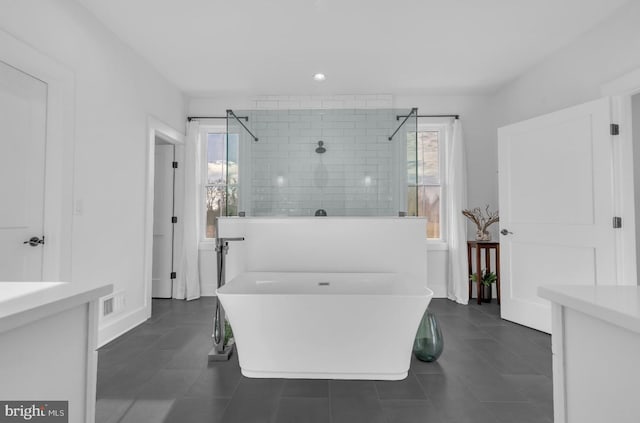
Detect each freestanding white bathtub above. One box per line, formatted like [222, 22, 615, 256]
[217, 271, 433, 380]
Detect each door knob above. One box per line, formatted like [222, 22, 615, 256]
[500, 229, 513, 236]
[24, 236, 45, 247]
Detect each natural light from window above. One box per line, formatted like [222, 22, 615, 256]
[205, 132, 238, 238]
[408, 130, 442, 239]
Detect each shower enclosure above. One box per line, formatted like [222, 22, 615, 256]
[216, 108, 420, 218]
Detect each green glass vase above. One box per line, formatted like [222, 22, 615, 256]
[413, 310, 444, 362]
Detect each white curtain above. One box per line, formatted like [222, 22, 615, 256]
[446, 119, 469, 304]
[175, 120, 201, 300]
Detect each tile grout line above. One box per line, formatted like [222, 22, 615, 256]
[327, 380, 334, 423]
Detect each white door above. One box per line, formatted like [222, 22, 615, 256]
[152, 142, 175, 298]
[0, 61, 47, 281]
[498, 98, 617, 333]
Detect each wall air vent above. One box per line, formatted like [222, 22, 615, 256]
[103, 297, 114, 316]
[101, 291, 125, 318]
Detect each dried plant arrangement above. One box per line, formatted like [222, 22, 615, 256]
[462, 205, 499, 241]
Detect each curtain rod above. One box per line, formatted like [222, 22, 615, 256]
[396, 114, 460, 120]
[188, 114, 458, 122]
[187, 115, 249, 122]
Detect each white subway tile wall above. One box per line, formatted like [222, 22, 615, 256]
[251, 94, 392, 110]
[229, 95, 413, 217]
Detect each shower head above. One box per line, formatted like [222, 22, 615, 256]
[315, 140, 326, 154]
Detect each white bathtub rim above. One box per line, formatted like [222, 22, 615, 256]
[217, 271, 433, 298]
[217, 290, 433, 298]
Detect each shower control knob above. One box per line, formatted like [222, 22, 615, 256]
[500, 229, 513, 236]
[315, 140, 327, 153]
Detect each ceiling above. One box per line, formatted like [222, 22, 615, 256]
[75, 0, 629, 97]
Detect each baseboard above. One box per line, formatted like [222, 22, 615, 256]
[97, 305, 149, 348]
[428, 282, 447, 298]
[200, 284, 217, 297]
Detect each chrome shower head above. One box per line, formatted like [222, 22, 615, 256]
[315, 140, 326, 154]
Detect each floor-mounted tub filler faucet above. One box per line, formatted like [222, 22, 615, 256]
[209, 236, 244, 361]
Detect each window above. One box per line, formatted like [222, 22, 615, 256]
[204, 129, 239, 238]
[408, 125, 446, 240]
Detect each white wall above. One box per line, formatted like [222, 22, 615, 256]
[492, 1, 640, 126]
[0, 0, 186, 345]
[203, 243, 453, 296]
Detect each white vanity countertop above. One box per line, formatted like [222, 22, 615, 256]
[538, 285, 640, 334]
[0, 281, 112, 333]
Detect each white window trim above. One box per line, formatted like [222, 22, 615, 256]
[416, 121, 449, 244]
[200, 124, 226, 243]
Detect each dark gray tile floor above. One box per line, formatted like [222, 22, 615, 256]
[96, 298, 553, 423]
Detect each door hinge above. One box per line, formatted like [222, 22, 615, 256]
[171, 216, 178, 223]
[172, 161, 178, 168]
[170, 272, 176, 279]
[613, 216, 622, 228]
[610, 124, 620, 135]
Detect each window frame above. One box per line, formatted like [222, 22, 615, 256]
[200, 124, 227, 242]
[414, 121, 449, 247]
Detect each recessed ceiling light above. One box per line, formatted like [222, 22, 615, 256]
[313, 73, 326, 81]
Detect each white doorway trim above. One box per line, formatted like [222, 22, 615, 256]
[602, 70, 640, 285]
[143, 116, 184, 317]
[0, 29, 75, 281]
